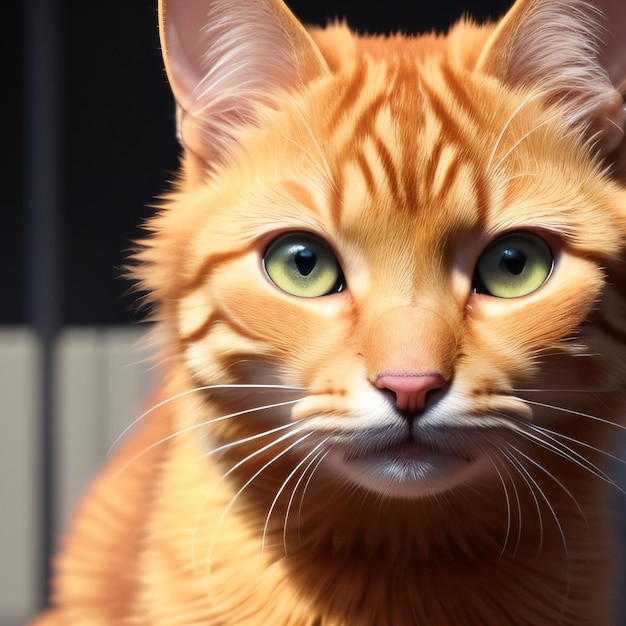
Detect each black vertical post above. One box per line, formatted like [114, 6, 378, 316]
[24, 0, 62, 606]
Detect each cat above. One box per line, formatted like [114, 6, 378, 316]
[32, 0, 626, 623]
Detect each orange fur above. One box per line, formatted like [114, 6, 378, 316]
[34, 0, 626, 623]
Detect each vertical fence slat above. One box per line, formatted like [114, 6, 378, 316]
[0, 329, 40, 623]
[23, 0, 62, 604]
[102, 327, 156, 451]
[54, 329, 104, 537]
[54, 328, 155, 537]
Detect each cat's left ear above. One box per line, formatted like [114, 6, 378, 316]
[158, 0, 329, 167]
[477, 0, 626, 177]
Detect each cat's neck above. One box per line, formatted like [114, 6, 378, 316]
[146, 441, 615, 625]
[143, 391, 616, 625]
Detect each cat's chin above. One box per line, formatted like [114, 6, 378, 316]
[325, 441, 491, 499]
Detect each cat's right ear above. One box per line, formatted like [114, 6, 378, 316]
[476, 0, 626, 177]
[158, 0, 329, 167]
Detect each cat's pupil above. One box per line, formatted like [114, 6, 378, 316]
[295, 249, 317, 276]
[500, 248, 526, 275]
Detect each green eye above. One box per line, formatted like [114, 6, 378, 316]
[264, 233, 345, 297]
[474, 232, 553, 298]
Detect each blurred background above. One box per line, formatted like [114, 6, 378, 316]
[3, 0, 625, 624]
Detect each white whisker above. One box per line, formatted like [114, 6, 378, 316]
[520, 426, 624, 495]
[191, 420, 302, 574]
[297, 447, 333, 539]
[222, 426, 309, 479]
[114, 397, 303, 478]
[506, 444, 574, 618]
[521, 398, 626, 432]
[206, 431, 314, 573]
[529, 423, 626, 466]
[282, 105, 336, 185]
[508, 443, 582, 543]
[484, 451, 513, 558]
[261, 438, 330, 554]
[498, 451, 523, 555]
[108, 383, 305, 454]
[492, 118, 555, 175]
[516, 388, 624, 394]
[500, 447, 545, 557]
[204, 420, 304, 458]
[487, 98, 531, 173]
[284, 444, 330, 552]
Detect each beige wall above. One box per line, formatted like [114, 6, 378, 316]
[0, 327, 154, 625]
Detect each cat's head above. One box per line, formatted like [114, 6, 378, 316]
[139, 0, 626, 503]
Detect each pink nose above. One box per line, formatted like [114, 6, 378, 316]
[374, 373, 446, 413]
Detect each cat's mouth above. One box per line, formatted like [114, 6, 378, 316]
[325, 431, 492, 499]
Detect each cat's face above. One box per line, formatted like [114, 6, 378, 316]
[145, 0, 626, 504]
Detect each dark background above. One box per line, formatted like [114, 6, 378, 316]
[4, 0, 512, 328]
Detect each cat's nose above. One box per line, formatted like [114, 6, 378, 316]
[374, 373, 446, 413]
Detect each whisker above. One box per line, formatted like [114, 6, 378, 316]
[487, 96, 535, 173]
[222, 425, 308, 479]
[203, 420, 304, 459]
[492, 117, 555, 175]
[114, 397, 304, 478]
[515, 388, 624, 394]
[519, 427, 625, 495]
[297, 447, 333, 540]
[284, 444, 330, 552]
[498, 450, 523, 555]
[521, 398, 626, 432]
[484, 451, 513, 558]
[508, 443, 585, 538]
[505, 443, 574, 618]
[261, 438, 330, 554]
[205, 431, 314, 573]
[500, 447, 545, 557]
[499, 172, 537, 185]
[528, 423, 626, 466]
[282, 106, 336, 186]
[190, 420, 303, 574]
[108, 383, 305, 454]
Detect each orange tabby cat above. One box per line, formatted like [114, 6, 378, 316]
[33, 0, 626, 623]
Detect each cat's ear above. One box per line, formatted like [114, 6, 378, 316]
[477, 0, 626, 176]
[158, 0, 329, 166]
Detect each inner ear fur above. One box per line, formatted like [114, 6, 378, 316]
[158, 0, 329, 168]
[477, 0, 626, 177]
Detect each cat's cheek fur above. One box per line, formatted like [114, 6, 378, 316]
[467, 254, 604, 349]
[212, 267, 353, 350]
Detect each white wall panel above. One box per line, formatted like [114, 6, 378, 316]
[0, 329, 40, 624]
[54, 327, 155, 536]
